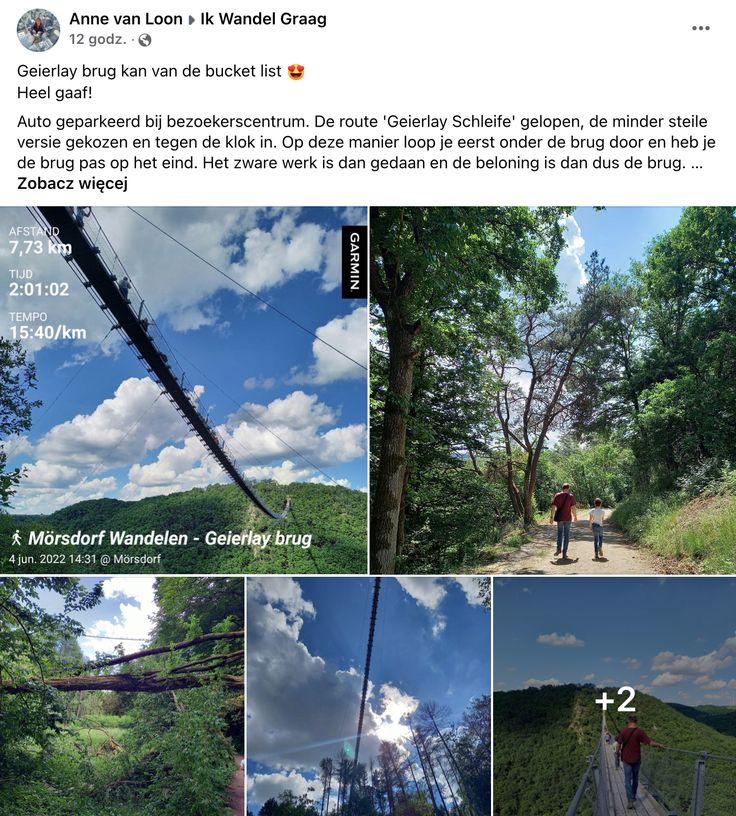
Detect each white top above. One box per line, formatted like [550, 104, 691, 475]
[589, 508, 605, 525]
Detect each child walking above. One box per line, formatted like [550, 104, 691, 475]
[589, 498, 605, 558]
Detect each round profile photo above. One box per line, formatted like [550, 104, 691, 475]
[17, 9, 60, 52]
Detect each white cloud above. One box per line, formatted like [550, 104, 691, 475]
[121, 435, 227, 500]
[556, 214, 587, 297]
[11, 476, 118, 515]
[525, 677, 562, 688]
[374, 683, 419, 744]
[12, 382, 365, 507]
[226, 391, 366, 469]
[80, 576, 157, 658]
[338, 207, 367, 227]
[652, 672, 688, 687]
[452, 577, 484, 606]
[1, 435, 34, 461]
[584, 673, 595, 681]
[537, 632, 585, 648]
[33, 377, 186, 470]
[247, 578, 385, 771]
[249, 771, 322, 807]
[243, 376, 277, 390]
[290, 307, 368, 385]
[121, 390, 365, 500]
[694, 677, 727, 690]
[622, 658, 642, 670]
[651, 637, 736, 677]
[396, 577, 447, 637]
[396, 578, 447, 611]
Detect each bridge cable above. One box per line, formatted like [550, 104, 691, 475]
[34, 326, 115, 422]
[128, 207, 368, 371]
[349, 577, 381, 810]
[168, 341, 348, 488]
[58, 391, 164, 507]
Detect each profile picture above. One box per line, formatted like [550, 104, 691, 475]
[17, 8, 60, 51]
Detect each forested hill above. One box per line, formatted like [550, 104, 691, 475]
[494, 684, 736, 816]
[668, 702, 736, 738]
[4, 481, 366, 574]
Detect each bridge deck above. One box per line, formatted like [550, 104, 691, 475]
[601, 717, 669, 816]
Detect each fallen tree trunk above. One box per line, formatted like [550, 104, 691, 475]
[87, 630, 244, 669]
[0, 673, 243, 693]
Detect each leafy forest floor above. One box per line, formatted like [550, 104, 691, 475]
[475, 510, 664, 575]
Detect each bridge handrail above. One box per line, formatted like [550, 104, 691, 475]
[658, 746, 736, 762]
[565, 749, 599, 816]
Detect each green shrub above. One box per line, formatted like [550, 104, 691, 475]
[612, 491, 736, 573]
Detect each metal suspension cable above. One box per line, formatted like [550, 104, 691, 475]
[127, 206, 367, 371]
[34, 327, 115, 422]
[349, 577, 382, 809]
[58, 391, 164, 506]
[168, 341, 347, 488]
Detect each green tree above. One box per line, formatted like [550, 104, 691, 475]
[631, 207, 736, 483]
[488, 253, 620, 523]
[0, 578, 102, 765]
[0, 338, 41, 507]
[370, 207, 566, 572]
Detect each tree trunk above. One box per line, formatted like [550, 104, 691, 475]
[395, 464, 410, 562]
[371, 320, 416, 574]
[1, 672, 243, 693]
[423, 740, 449, 816]
[425, 708, 476, 816]
[410, 722, 440, 816]
[522, 454, 537, 526]
[324, 778, 332, 816]
[437, 756, 461, 815]
[88, 629, 244, 669]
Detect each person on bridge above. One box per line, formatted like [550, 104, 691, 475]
[549, 483, 577, 558]
[615, 714, 665, 809]
[118, 276, 132, 302]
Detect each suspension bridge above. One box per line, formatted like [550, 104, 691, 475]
[32, 206, 290, 520]
[566, 713, 736, 816]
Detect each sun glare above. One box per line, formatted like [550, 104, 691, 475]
[374, 719, 409, 743]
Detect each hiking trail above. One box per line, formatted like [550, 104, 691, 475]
[478, 510, 663, 575]
[229, 755, 244, 816]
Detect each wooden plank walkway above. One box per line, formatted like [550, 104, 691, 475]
[601, 716, 669, 815]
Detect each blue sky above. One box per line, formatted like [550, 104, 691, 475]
[247, 576, 490, 810]
[494, 577, 736, 707]
[1, 207, 368, 514]
[555, 207, 683, 298]
[38, 575, 159, 659]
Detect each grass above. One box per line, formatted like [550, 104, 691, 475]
[469, 522, 528, 571]
[611, 491, 736, 574]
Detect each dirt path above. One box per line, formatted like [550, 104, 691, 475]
[478, 511, 663, 575]
[228, 755, 244, 816]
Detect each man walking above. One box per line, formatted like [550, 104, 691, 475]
[549, 483, 577, 557]
[615, 714, 665, 809]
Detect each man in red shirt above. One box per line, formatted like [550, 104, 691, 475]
[615, 715, 665, 808]
[549, 483, 577, 558]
